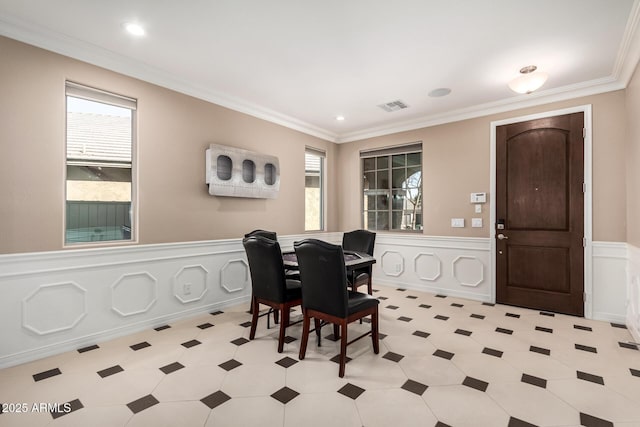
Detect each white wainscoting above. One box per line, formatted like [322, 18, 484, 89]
[0, 232, 342, 369]
[0, 233, 630, 368]
[627, 243, 640, 343]
[371, 234, 492, 302]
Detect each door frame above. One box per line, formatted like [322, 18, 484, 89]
[489, 105, 593, 318]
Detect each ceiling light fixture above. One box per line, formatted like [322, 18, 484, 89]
[336, 115, 345, 121]
[508, 65, 548, 94]
[124, 22, 145, 36]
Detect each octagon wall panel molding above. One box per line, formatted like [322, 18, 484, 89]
[452, 256, 485, 287]
[221, 259, 249, 293]
[380, 250, 404, 277]
[414, 252, 442, 282]
[173, 264, 209, 304]
[111, 272, 158, 317]
[22, 281, 87, 335]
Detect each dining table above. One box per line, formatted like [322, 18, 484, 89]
[282, 249, 376, 272]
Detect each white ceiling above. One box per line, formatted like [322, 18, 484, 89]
[1, 0, 639, 143]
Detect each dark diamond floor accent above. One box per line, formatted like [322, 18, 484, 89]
[362, 317, 372, 324]
[33, 368, 61, 382]
[575, 344, 597, 353]
[433, 349, 454, 360]
[197, 322, 214, 329]
[631, 368, 640, 377]
[97, 365, 124, 378]
[579, 412, 614, 427]
[398, 316, 412, 322]
[127, 394, 159, 414]
[611, 323, 627, 329]
[378, 296, 388, 300]
[210, 310, 224, 316]
[379, 333, 387, 340]
[521, 373, 547, 388]
[130, 342, 151, 351]
[182, 339, 202, 348]
[154, 325, 171, 331]
[413, 330, 430, 338]
[455, 329, 472, 336]
[619, 341, 639, 350]
[386, 305, 399, 310]
[529, 346, 551, 356]
[505, 313, 521, 318]
[383, 351, 404, 362]
[462, 376, 489, 392]
[160, 362, 184, 374]
[471, 314, 485, 319]
[271, 387, 299, 404]
[324, 333, 340, 342]
[436, 294, 447, 298]
[508, 416, 538, 427]
[239, 321, 252, 328]
[201, 391, 231, 409]
[396, 288, 407, 291]
[330, 354, 353, 364]
[496, 327, 513, 335]
[338, 383, 365, 399]
[276, 357, 298, 368]
[401, 379, 428, 395]
[574, 324, 593, 331]
[451, 303, 464, 308]
[535, 326, 553, 333]
[482, 347, 503, 358]
[577, 371, 605, 385]
[284, 336, 297, 344]
[406, 295, 418, 299]
[77, 344, 99, 353]
[50, 398, 83, 419]
[419, 304, 432, 309]
[539, 311, 555, 317]
[435, 315, 449, 321]
[219, 359, 242, 371]
[482, 302, 495, 306]
[230, 338, 249, 346]
[435, 423, 452, 427]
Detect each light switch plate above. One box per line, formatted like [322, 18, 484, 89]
[451, 218, 465, 228]
[472, 218, 483, 228]
[475, 204, 482, 213]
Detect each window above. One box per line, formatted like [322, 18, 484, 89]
[65, 82, 136, 244]
[362, 143, 422, 231]
[305, 148, 325, 231]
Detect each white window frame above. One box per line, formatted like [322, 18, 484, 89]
[305, 147, 326, 232]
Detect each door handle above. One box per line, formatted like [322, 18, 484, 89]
[497, 233, 509, 240]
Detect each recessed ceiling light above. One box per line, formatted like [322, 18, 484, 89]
[124, 22, 145, 36]
[428, 88, 451, 97]
[336, 115, 345, 121]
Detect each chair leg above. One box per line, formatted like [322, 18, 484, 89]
[273, 309, 280, 324]
[339, 321, 348, 378]
[314, 318, 322, 347]
[367, 277, 373, 295]
[277, 305, 289, 353]
[249, 298, 259, 340]
[333, 323, 340, 340]
[371, 308, 379, 354]
[299, 313, 311, 360]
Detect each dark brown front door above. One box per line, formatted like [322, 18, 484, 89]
[496, 112, 584, 316]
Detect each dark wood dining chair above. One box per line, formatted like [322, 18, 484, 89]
[243, 235, 302, 353]
[342, 229, 376, 294]
[294, 238, 379, 377]
[244, 229, 277, 241]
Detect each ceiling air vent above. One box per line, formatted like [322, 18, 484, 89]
[378, 100, 409, 112]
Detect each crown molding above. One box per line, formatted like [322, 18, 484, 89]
[2, 3, 639, 145]
[0, 15, 338, 143]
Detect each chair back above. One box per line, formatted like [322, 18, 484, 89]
[342, 229, 376, 255]
[243, 236, 286, 302]
[294, 239, 348, 318]
[244, 229, 277, 241]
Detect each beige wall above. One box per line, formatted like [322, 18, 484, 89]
[0, 36, 337, 254]
[626, 63, 640, 247]
[337, 91, 628, 241]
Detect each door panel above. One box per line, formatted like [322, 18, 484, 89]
[496, 113, 584, 316]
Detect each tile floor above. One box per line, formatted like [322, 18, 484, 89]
[1, 285, 639, 427]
